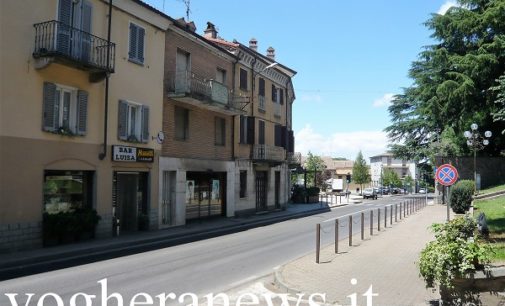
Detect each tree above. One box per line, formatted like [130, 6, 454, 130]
[385, 0, 505, 161]
[404, 174, 414, 193]
[304, 152, 326, 187]
[381, 168, 401, 188]
[352, 151, 370, 193]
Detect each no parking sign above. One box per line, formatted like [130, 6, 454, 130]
[435, 164, 459, 186]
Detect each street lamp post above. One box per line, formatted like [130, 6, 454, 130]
[463, 123, 492, 193]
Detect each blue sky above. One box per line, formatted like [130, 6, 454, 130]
[144, 0, 458, 160]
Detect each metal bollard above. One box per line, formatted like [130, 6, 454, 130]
[378, 208, 381, 231]
[390, 205, 393, 225]
[384, 206, 387, 228]
[361, 212, 365, 240]
[335, 219, 339, 254]
[349, 215, 353, 246]
[404, 201, 406, 218]
[395, 204, 398, 222]
[370, 210, 373, 235]
[316, 223, 321, 264]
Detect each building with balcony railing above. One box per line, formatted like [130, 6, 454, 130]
[203, 23, 297, 214]
[1, 0, 169, 252]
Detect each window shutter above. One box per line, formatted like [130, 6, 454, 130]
[129, 23, 137, 60]
[281, 126, 287, 149]
[239, 115, 246, 144]
[280, 89, 284, 105]
[259, 78, 265, 96]
[58, 0, 72, 25]
[288, 130, 295, 153]
[274, 125, 281, 147]
[76, 90, 88, 135]
[57, 0, 72, 54]
[137, 27, 145, 62]
[141, 105, 149, 143]
[258, 120, 265, 145]
[42, 82, 57, 132]
[247, 116, 255, 145]
[271, 84, 277, 102]
[118, 100, 128, 140]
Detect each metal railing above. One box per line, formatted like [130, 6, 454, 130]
[287, 152, 302, 165]
[252, 144, 285, 161]
[315, 197, 428, 263]
[33, 20, 115, 72]
[166, 70, 232, 106]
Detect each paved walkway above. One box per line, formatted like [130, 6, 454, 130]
[275, 203, 446, 306]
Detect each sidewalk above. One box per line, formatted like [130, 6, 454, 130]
[0, 201, 344, 280]
[274, 203, 446, 306]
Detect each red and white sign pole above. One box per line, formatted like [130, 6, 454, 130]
[435, 164, 459, 221]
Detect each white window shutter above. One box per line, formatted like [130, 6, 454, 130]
[118, 100, 128, 140]
[42, 82, 57, 132]
[141, 105, 149, 143]
[76, 90, 88, 135]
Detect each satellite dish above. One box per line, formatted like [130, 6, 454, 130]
[156, 131, 165, 144]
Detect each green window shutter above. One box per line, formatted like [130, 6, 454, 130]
[42, 82, 57, 132]
[118, 100, 128, 140]
[76, 90, 88, 136]
[141, 105, 149, 143]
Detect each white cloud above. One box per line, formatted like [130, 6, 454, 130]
[438, 0, 459, 15]
[372, 93, 395, 108]
[295, 124, 389, 161]
[300, 94, 322, 103]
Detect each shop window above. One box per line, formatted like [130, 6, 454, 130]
[43, 170, 93, 214]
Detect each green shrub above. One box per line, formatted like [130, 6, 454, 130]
[419, 216, 492, 289]
[306, 187, 320, 196]
[450, 180, 474, 214]
[43, 208, 101, 245]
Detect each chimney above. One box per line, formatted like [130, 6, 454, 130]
[267, 47, 275, 60]
[249, 38, 258, 51]
[204, 22, 217, 39]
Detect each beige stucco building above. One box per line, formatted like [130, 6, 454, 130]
[0, 0, 169, 251]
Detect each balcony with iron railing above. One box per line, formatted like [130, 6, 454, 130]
[166, 70, 243, 114]
[287, 152, 302, 166]
[33, 21, 115, 79]
[252, 144, 285, 163]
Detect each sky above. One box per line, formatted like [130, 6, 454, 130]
[144, 0, 458, 161]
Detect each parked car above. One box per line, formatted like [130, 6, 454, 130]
[419, 188, 426, 194]
[363, 188, 378, 200]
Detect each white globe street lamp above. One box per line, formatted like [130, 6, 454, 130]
[463, 123, 492, 193]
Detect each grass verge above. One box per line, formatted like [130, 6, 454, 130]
[474, 196, 505, 262]
[479, 183, 505, 195]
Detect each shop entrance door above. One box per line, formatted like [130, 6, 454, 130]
[117, 173, 138, 232]
[275, 171, 281, 209]
[255, 171, 268, 211]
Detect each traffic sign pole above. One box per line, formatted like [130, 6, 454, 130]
[435, 164, 459, 222]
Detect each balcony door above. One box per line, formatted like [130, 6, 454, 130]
[175, 49, 190, 93]
[57, 0, 92, 62]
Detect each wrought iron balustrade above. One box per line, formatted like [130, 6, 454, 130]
[253, 144, 285, 162]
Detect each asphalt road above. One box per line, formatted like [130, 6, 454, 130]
[0, 194, 424, 306]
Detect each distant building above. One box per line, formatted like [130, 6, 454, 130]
[370, 153, 417, 188]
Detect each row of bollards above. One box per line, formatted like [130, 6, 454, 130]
[316, 197, 428, 263]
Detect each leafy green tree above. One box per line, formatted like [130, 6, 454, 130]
[386, 0, 505, 161]
[404, 174, 414, 192]
[352, 151, 370, 193]
[381, 168, 401, 188]
[304, 152, 326, 187]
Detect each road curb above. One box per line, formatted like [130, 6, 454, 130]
[273, 265, 303, 295]
[0, 206, 332, 280]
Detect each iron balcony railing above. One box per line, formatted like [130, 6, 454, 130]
[166, 70, 231, 106]
[33, 20, 115, 73]
[253, 144, 285, 162]
[287, 152, 302, 165]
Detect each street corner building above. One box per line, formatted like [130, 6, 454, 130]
[0, 0, 299, 252]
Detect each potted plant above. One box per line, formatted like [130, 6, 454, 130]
[418, 216, 492, 304]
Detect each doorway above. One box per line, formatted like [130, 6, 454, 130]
[255, 171, 268, 211]
[115, 172, 148, 233]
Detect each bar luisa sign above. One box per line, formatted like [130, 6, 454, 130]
[112, 145, 154, 163]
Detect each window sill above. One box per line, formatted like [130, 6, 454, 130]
[258, 108, 266, 114]
[46, 129, 81, 137]
[128, 58, 145, 66]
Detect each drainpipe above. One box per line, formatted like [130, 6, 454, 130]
[231, 57, 238, 160]
[99, 0, 113, 160]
